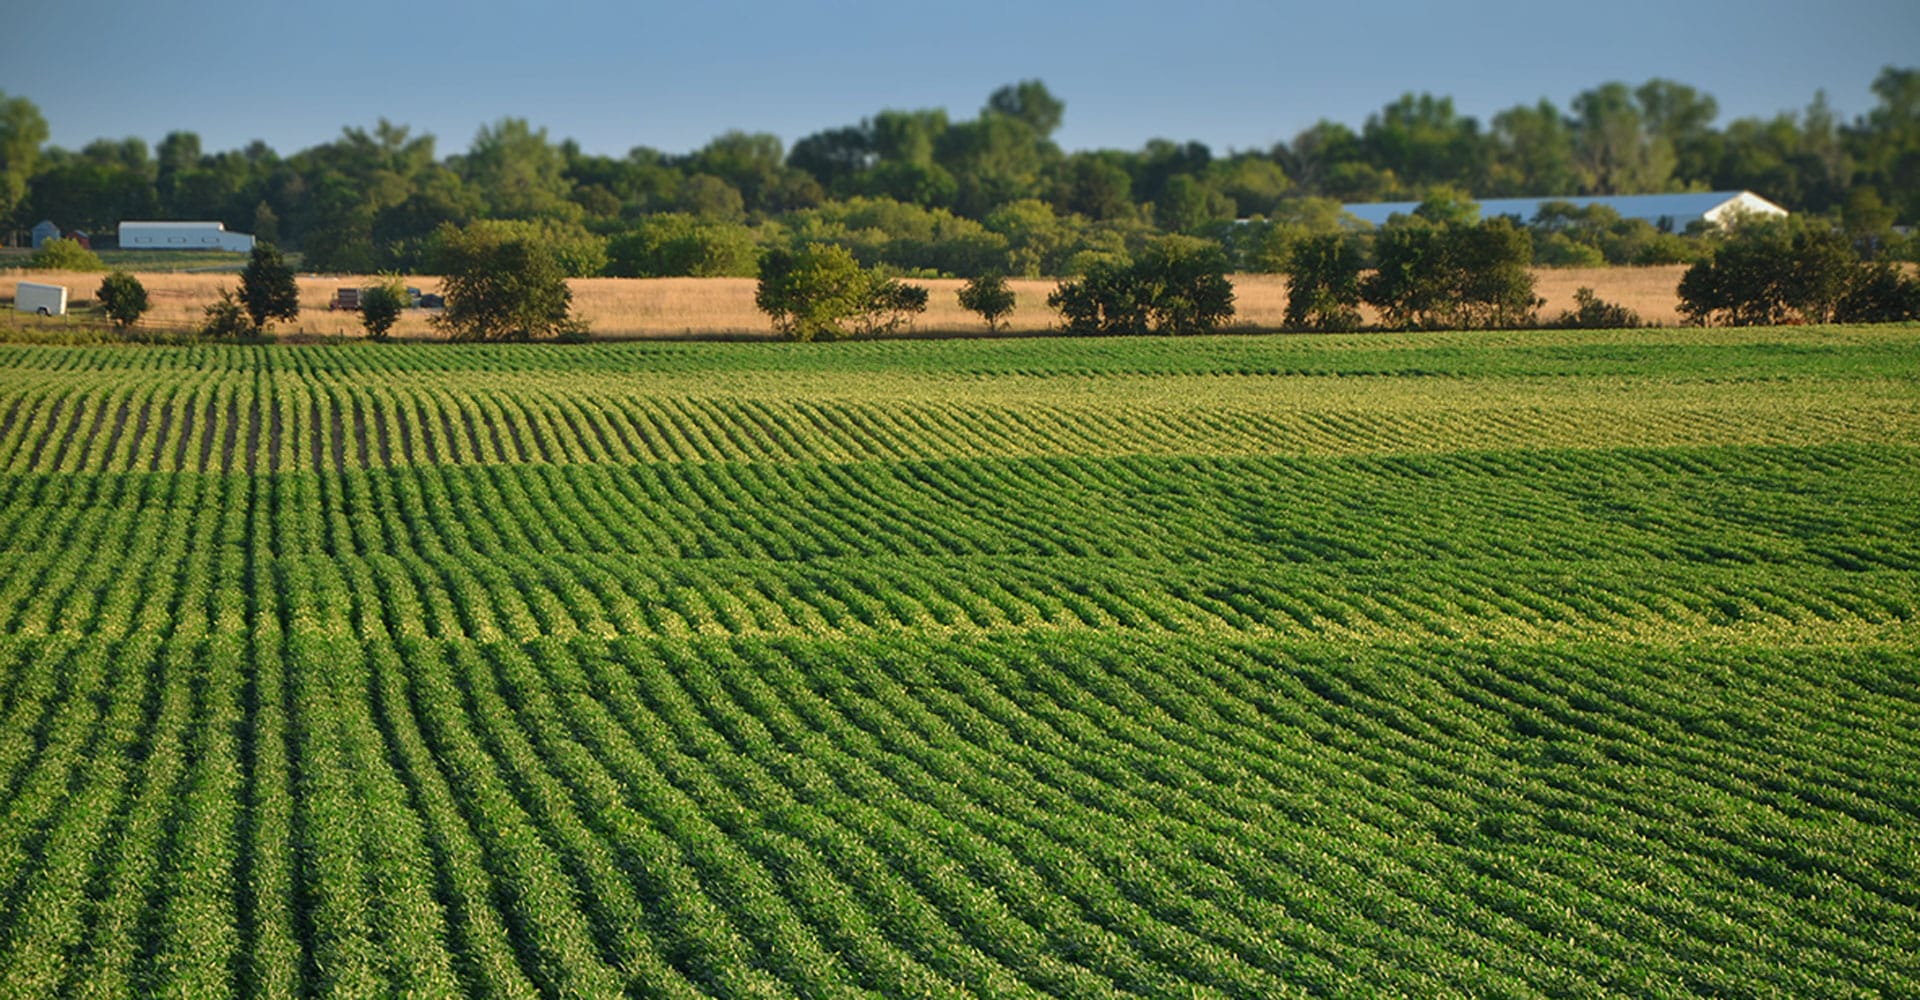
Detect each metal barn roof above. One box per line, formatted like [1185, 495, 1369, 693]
[1339, 191, 1787, 230]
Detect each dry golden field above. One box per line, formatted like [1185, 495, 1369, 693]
[3, 265, 1690, 339]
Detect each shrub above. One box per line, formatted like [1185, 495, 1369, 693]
[957, 273, 1016, 331]
[431, 222, 587, 342]
[28, 237, 105, 272]
[1834, 262, 1920, 323]
[1283, 234, 1364, 331]
[754, 243, 932, 341]
[756, 244, 870, 341]
[199, 289, 254, 339]
[860, 278, 929, 336]
[1363, 217, 1539, 330]
[1552, 287, 1642, 329]
[1048, 236, 1234, 336]
[359, 277, 408, 340]
[95, 271, 150, 330]
[1679, 222, 1857, 326]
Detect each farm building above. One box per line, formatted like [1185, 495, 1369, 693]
[118, 221, 255, 253]
[30, 220, 60, 249]
[1339, 190, 1787, 231]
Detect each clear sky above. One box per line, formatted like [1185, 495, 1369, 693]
[8, 0, 1916, 159]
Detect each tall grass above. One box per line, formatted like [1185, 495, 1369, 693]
[1, 266, 1690, 341]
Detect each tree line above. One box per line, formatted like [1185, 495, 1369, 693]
[3, 70, 1918, 280]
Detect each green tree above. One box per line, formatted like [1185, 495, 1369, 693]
[1283, 234, 1364, 331]
[1449, 217, 1541, 329]
[1360, 92, 1486, 190]
[986, 80, 1065, 139]
[860, 277, 929, 336]
[755, 243, 926, 340]
[430, 218, 607, 277]
[1048, 236, 1234, 335]
[957, 273, 1016, 331]
[95, 271, 150, 330]
[1570, 83, 1675, 194]
[0, 91, 49, 227]
[1835, 261, 1920, 323]
[460, 117, 578, 221]
[359, 276, 408, 340]
[606, 214, 757, 277]
[1488, 99, 1579, 197]
[1154, 174, 1235, 232]
[431, 222, 586, 341]
[238, 243, 300, 332]
[1363, 216, 1538, 330]
[27, 237, 106, 271]
[1678, 220, 1856, 326]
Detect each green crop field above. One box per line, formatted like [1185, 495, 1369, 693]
[0, 326, 1915, 998]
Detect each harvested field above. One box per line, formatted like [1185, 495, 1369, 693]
[3, 266, 1690, 339]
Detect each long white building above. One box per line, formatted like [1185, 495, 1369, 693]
[1339, 191, 1787, 231]
[118, 221, 255, 252]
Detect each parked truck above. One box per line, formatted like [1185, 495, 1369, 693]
[14, 281, 68, 316]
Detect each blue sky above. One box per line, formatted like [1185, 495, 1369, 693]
[8, 0, 1916, 159]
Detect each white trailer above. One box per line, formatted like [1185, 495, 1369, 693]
[118, 221, 255, 253]
[14, 282, 68, 316]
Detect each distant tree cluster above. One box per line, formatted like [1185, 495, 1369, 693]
[1678, 220, 1920, 326]
[4, 69, 1917, 283]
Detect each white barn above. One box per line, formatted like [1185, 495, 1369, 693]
[118, 221, 255, 253]
[1339, 191, 1787, 231]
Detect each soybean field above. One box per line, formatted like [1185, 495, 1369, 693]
[0, 326, 1916, 998]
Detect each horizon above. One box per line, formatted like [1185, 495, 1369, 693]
[7, 0, 1916, 161]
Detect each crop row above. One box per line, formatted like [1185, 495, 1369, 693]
[0, 628, 1914, 997]
[1, 360, 1916, 475]
[4, 328, 1919, 382]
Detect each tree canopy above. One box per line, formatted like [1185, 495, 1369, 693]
[5, 71, 1918, 276]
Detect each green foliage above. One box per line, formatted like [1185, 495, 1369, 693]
[238, 243, 300, 332]
[1551, 287, 1643, 329]
[0, 91, 48, 225]
[1678, 221, 1859, 326]
[95, 271, 150, 329]
[27, 237, 106, 272]
[605, 214, 757, 277]
[430, 222, 587, 341]
[860, 276, 929, 336]
[0, 332, 1916, 998]
[780, 197, 1009, 277]
[957, 273, 1016, 331]
[431, 218, 607, 278]
[359, 276, 408, 340]
[1048, 235, 1235, 335]
[1363, 216, 1539, 329]
[198, 288, 254, 339]
[754, 243, 927, 340]
[756, 244, 869, 341]
[1834, 261, 1920, 323]
[1283, 234, 1364, 331]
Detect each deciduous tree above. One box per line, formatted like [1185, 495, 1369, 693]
[958, 273, 1016, 331]
[238, 242, 299, 332]
[431, 222, 586, 341]
[95, 271, 149, 329]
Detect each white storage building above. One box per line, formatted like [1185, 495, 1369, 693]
[118, 221, 255, 253]
[1339, 191, 1787, 231]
